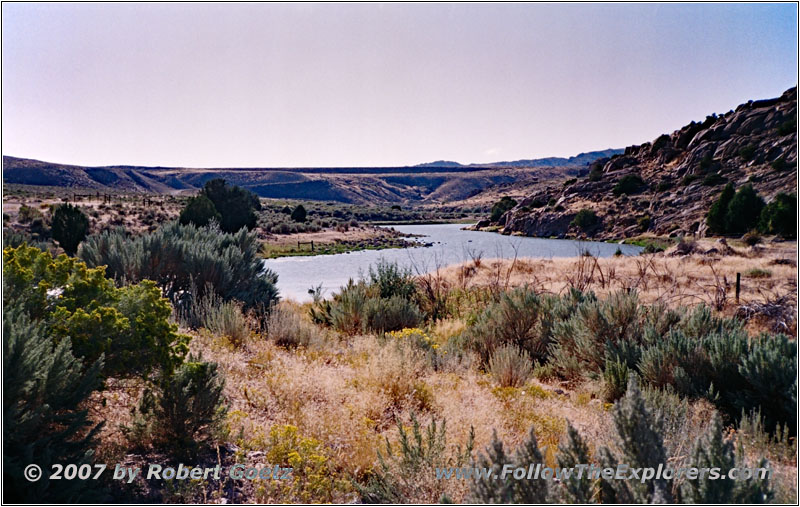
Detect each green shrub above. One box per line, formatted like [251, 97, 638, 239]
[770, 156, 788, 172]
[179, 194, 221, 227]
[681, 174, 700, 186]
[368, 258, 417, 300]
[777, 117, 796, 136]
[637, 215, 651, 231]
[52, 203, 89, 256]
[570, 208, 599, 231]
[3, 304, 104, 503]
[488, 344, 533, 388]
[200, 178, 260, 232]
[563, 178, 577, 187]
[706, 183, 735, 234]
[603, 356, 630, 402]
[726, 184, 765, 234]
[464, 287, 554, 365]
[699, 152, 715, 170]
[329, 280, 370, 335]
[79, 222, 279, 312]
[127, 356, 227, 457]
[267, 303, 323, 348]
[364, 295, 424, 333]
[291, 204, 307, 222]
[490, 196, 517, 222]
[702, 172, 726, 186]
[612, 174, 645, 196]
[739, 143, 757, 161]
[4, 245, 188, 377]
[196, 292, 251, 347]
[656, 180, 673, 192]
[681, 414, 772, 503]
[469, 426, 548, 503]
[745, 268, 771, 278]
[598, 377, 672, 503]
[550, 290, 641, 379]
[359, 414, 473, 503]
[742, 231, 762, 246]
[759, 193, 796, 238]
[17, 204, 44, 224]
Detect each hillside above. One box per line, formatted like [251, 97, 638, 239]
[479, 87, 797, 239]
[2, 151, 618, 205]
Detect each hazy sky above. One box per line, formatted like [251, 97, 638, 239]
[2, 3, 797, 168]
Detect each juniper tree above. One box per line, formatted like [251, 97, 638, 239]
[126, 355, 227, 458]
[179, 194, 221, 227]
[51, 203, 89, 255]
[3, 304, 104, 503]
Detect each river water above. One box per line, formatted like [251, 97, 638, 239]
[264, 223, 642, 302]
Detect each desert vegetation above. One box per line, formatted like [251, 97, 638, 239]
[4, 217, 796, 503]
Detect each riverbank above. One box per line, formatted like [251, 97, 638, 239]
[260, 224, 424, 258]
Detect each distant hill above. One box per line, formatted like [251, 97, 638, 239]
[480, 87, 797, 239]
[416, 149, 622, 169]
[2, 148, 617, 204]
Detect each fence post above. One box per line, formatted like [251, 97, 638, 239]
[735, 272, 741, 304]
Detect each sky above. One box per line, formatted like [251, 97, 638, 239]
[2, 3, 797, 168]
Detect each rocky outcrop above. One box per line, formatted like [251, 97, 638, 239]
[483, 87, 797, 240]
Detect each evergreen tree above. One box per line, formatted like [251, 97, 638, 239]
[291, 204, 307, 223]
[490, 196, 517, 222]
[52, 203, 89, 255]
[706, 183, 735, 234]
[759, 193, 796, 238]
[3, 303, 104, 503]
[179, 194, 221, 227]
[725, 184, 765, 234]
[200, 178, 260, 232]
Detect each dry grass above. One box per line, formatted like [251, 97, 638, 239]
[83, 245, 797, 503]
[436, 240, 797, 333]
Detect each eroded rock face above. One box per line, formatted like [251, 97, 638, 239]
[483, 87, 797, 240]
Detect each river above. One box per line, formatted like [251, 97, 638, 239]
[263, 223, 643, 302]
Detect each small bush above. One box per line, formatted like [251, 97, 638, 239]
[368, 258, 417, 300]
[490, 196, 517, 222]
[358, 415, 473, 503]
[742, 231, 762, 246]
[612, 174, 645, 196]
[489, 345, 533, 388]
[637, 216, 651, 231]
[777, 117, 796, 136]
[364, 295, 424, 333]
[603, 356, 630, 402]
[329, 281, 370, 335]
[128, 357, 227, 457]
[570, 208, 599, 231]
[656, 180, 673, 192]
[702, 172, 726, 186]
[744, 268, 771, 279]
[199, 294, 251, 347]
[739, 143, 757, 161]
[268, 303, 323, 348]
[464, 287, 553, 365]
